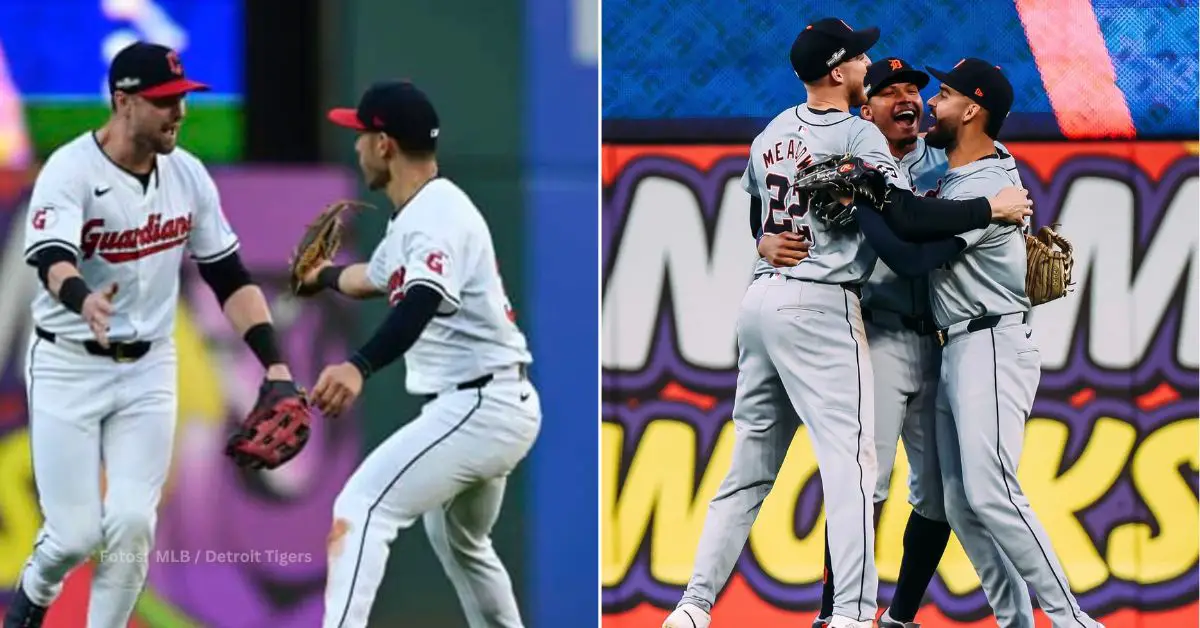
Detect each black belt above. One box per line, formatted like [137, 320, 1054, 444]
[422, 364, 529, 402]
[935, 312, 1029, 346]
[862, 308, 937, 336]
[35, 326, 152, 362]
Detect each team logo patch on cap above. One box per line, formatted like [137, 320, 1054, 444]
[889, 59, 903, 71]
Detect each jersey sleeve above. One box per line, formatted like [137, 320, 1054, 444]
[372, 217, 464, 314]
[848, 122, 912, 190]
[943, 168, 1021, 249]
[739, 136, 761, 197]
[24, 153, 87, 262]
[366, 238, 392, 292]
[397, 227, 463, 314]
[187, 165, 240, 263]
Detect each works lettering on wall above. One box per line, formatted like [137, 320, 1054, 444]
[600, 142, 1199, 627]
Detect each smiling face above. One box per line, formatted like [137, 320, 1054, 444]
[116, 92, 187, 154]
[925, 82, 989, 150]
[861, 81, 923, 146]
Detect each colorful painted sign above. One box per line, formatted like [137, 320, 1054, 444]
[601, 142, 1199, 627]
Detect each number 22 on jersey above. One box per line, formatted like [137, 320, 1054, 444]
[763, 172, 812, 241]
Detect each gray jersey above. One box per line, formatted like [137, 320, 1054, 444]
[743, 105, 910, 284]
[929, 154, 1030, 328]
[862, 139, 1015, 317]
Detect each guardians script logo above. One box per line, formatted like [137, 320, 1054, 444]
[81, 213, 192, 262]
[600, 143, 1199, 626]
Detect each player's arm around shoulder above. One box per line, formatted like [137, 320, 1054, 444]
[941, 168, 1022, 250]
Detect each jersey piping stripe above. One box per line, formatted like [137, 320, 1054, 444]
[334, 389, 485, 628]
[191, 240, 240, 264]
[843, 290, 869, 622]
[406, 278, 462, 309]
[988, 329, 1088, 628]
[21, 337, 45, 597]
[792, 105, 854, 127]
[25, 239, 82, 261]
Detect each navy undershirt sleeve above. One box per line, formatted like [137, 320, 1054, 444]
[855, 201, 964, 276]
[348, 284, 442, 379]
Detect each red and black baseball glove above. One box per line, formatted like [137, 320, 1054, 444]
[225, 380, 313, 470]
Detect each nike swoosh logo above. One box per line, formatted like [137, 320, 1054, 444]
[1026, 330, 1032, 338]
[94, 186, 112, 197]
[520, 393, 531, 402]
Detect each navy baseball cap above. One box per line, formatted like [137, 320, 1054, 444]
[789, 18, 880, 83]
[926, 58, 1014, 135]
[108, 42, 209, 98]
[865, 57, 929, 99]
[327, 81, 440, 152]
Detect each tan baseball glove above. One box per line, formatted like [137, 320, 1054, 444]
[1025, 225, 1074, 306]
[288, 200, 374, 295]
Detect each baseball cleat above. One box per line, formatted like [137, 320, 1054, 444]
[878, 608, 920, 627]
[3, 585, 47, 628]
[812, 616, 831, 628]
[663, 602, 710, 628]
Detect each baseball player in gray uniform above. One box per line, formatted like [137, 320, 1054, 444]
[664, 20, 1034, 628]
[764, 58, 1035, 628]
[841, 60, 1103, 628]
[921, 60, 1103, 628]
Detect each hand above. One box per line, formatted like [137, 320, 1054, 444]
[82, 283, 117, 348]
[294, 259, 333, 297]
[311, 362, 363, 417]
[989, 186, 1033, 225]
[758, 233, 810, 267]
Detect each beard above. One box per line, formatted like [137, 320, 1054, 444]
[137, 127, 177, 155]
[849, 83, 868, 108]
[364, 165, 389, 190]
[924, 118, 956, 150]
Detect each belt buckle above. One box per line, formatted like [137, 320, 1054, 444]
[113, 344, 135, 363]
[936, 329, 946, 347]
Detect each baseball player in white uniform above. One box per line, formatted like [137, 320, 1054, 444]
[761, 57, 1035, 628]
[293, 81, 541, 628]
[7, 42, 299, 628]
[664, 19, 1034, 628]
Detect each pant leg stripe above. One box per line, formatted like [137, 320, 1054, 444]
[989, 330, 1086, 628]
[844, 291, 868, 622]
[335, 389, 485, 628]
[19, 338, 43, 595]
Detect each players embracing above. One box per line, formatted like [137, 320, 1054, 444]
[663, 17, 1034, 628]
[754, 47, 1105, 628]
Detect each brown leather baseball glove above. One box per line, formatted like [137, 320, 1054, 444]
[1025, 225, 1075, 306]
[225, 380, 313, 470]
[288, 200, 374, 296]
